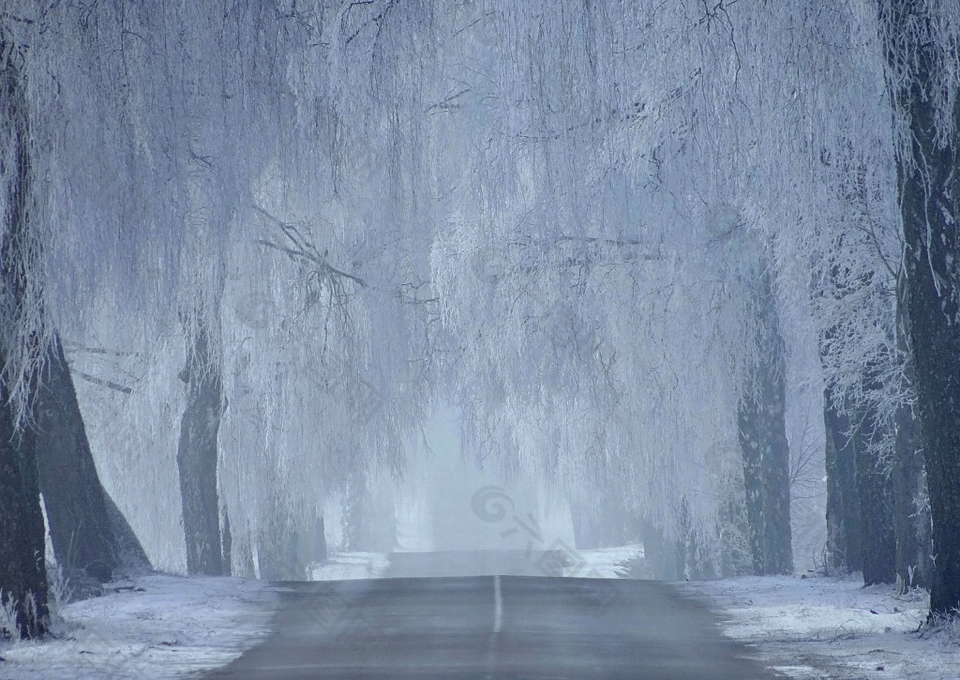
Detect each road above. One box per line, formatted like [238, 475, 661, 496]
[206, 551, 780, 679]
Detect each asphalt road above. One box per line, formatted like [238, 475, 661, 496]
[206, 551, 780, 679]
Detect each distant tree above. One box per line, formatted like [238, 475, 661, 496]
[738, 259, 793, 576]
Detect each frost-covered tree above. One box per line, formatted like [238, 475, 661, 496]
[880, 0, 960, 616]
[0, 32, 49, 639]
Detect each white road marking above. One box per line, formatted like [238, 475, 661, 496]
[493, 575, 503, 633]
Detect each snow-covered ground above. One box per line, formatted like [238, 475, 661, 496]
[562, 543, 643, 578]
[308, 551, 390, 581]
[0, 574, 274, 680]
[683, 574, 960, 679]
[11, 549, 959, 680]
[0, 552, 388, 680]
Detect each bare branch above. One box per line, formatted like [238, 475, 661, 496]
[74, 371, 133, 395]
[253, 205, 367, 288]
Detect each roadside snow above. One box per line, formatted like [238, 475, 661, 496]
[683, 574, 960, 679]
[0, 551, 391, 680]
[0, 574, 274, 680]
[563, 543, 643, 578]
[309, 552, 389, 581]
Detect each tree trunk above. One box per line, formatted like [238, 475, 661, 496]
[102, 491, 151, 575]
[0, 384, 47, 639]
[177, 322, 225, 576]
[893, 389, 932, 590]
[719, 473, 752, 577]
[35, 334, 150, 588]
[738, 266, 793, 576]
[882, 0, 960, 616]
[0, 39, 47, 639]
[852, 401, 896, 585]
[570, 500, 601, 550]
[892, 277, 933, 591]
[314, 514, 328, 564]
[823, 389, 862, 574]
[221, 505, 232, 577]
[342, 470, 365, 552]
[640, 522, 682, 581]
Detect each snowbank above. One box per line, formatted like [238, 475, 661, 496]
[683, 574, 960, 679]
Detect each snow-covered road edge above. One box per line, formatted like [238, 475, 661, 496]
[0, 573, 276, 680]
[682, 574, 960, 679]
[0, 552, 393, 680]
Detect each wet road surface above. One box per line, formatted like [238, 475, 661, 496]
[206, 551, 780, 679]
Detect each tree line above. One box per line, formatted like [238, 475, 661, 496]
[1, 0, 960, 639]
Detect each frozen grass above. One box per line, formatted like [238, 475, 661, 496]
[682, 574, 960, 679]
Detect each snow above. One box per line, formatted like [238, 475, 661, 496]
[0, 552, 391, 680]
[309, 551, 390, 581]
[0, 553, 389, 680]
[682, 574, 960, 679]
[0, 574, 274, 680]
[562, 543, 644, 579]
[10, 550, 960, 680]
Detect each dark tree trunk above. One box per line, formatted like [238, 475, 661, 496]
[0, 39, 47, 639]
[314, 514, 328, 563]
[893, 389, 932, 590]
[102, 491, 151, 575]
[0, 385, 47, 639]
[892, 278, 933, 591]
[823, 389, 862, 574]
[640, 522, 682, 581]
[255, 510, 315, 581]
[35, 334, 150, 587]
[177, 322, 225, 576]
[570, 500, 600, 550]
[738, 266, 793, 576]
[719, 475, 752, 577]
[882, 1, 960, 616]
[221, 505, 232, 577]
[852, 400, 896, 586]
[823, 363, 895, 585]
[282, 515, 329, 579]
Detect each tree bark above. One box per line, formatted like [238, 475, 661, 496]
[177, 322, 225, 576]
[221, 505, 232, 577]
[640, 522, 682, 581]
[892, 277, 933, 591]
[882, 0, 960, 616]
[35, 334, 150, 587]
[0, 382, 47, 639]
[893, 386, 932, 590]
[823, 388, 862, 573]
[852, 398, 896, 585]
[314, 514, 328, 564]
[0, 37, 48, 639]
[738, 265, 793, 576]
